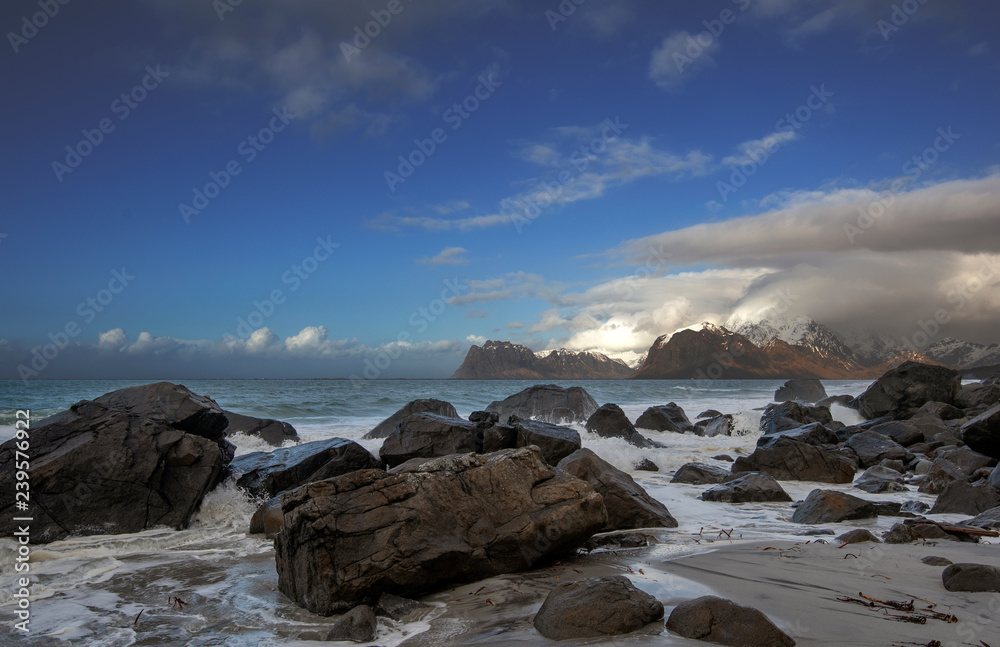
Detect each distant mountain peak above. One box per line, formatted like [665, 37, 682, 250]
[451, 340, 634, 379]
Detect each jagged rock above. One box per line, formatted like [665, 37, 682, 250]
[694, 414, 734, 437]
[634, 458, 659, 472]
[854, 466, 908, 494]
[249, 497, 282, 538]
[275, 448, 606, 615]
[775, 378, 827, 403]
[961, 404, 1000, 459]
[873, 501, 907, 517]
[883, 523, 918, 544]
[363, 399, 459, 439]
[222, 411, 298, 446]
[511, 418, 582, 465]
[378, 413, 479, 468]
[868, 420, 924, 447]
[232, 438, 381, 498]
[452, 341, 634, 380]
[558, 449, 677, 530]
[325, 605, 377, 643]
[956, 380, 1000, 410]
[533, 576, 664, 641]
[853, 361, 961, 419]
[915, 401, 965, 421]
[701, 472, 791, 503]
[666, 596, 795, 647]
[836, 529, 881, 544]
[485, 384, 599, 424]
[0, 397, 232, 543]
[760, 402, 833, 436]
[937, 447, 995, 476]
[756, 422, 837, 448]
[845, 431, 910, 468]
[697, 409, 722, 419]
[671, 462, 729, 485]
[732, 438, 856, 483]
[792, 489, 877, 524]
[469, 410, 500, 425]
[92, 381, 229, 437]
[586, 403, 658, 448]
[942, 564, 1000, 592]
[930, 481, 1000, 515]
[375, 593, 429, 621]
[963, 506, 1000, 530]
[917, 458, 967, 495]
[635, 403, 693, 433]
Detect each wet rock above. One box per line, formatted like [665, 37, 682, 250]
[583, 530, 656, 552]
[375, 593, 428, 621]
[634, 458, 659, 472]
[836, 529, 881, 544]
[363, 399, 459, 439]
[774, 378, 827, 404]
[854, 465, 908, 494]
[533, 576, 664, 641]
[963, 506, 1000, 530]
[961, 404, 1000, 459]
[635, 403, 694, 433]
[937, 447, 995, 476]
[756, 422, 837, 448]
[817, 394, 855, 410]
[991, 464, 1000, 490]
[92, 381, 229, 438]
[222, 411, 298, 446]
[942, 563, 1000, 592]
[713, 454, 735, 462]
[693, 414, 734, 437]
[671, 462, 729, 485]
[379, 413, 479, 468]
[760, 402, 832, 436]
[701, 472, 792, 503]
[249, 497, 282, 538]
[558, 449, 677, 530]
[930, 481, 1000, 515]
[325, 605, 377, 643]
[792, 489, 877, 525]
[485, 384, 599, 424]
[845, 431, 910, 468]
[511, 417, 582, 465]
[853, 361, 961, 420]
[917, 458, 967, 495]
[666, 596, 795, 647]
[868, 420, 924, 447]
[586, 403, 658, 448]
[697, 409, 722, 419]
[732, 438, 856, 483]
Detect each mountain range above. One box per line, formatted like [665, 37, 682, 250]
[451, 314, 1000, 379]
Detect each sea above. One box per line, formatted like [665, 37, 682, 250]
[0, 378, 975, 645]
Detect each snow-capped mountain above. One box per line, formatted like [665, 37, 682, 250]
[834, 326, 905, 367]
[923, 337, 1000, 369]
[726, 313, 860, 365]
[450, 341, 634, 379]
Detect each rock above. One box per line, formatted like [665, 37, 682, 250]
[586, 403, 657, 448]
[671, 462, 729, 485]
[922, 556, 953, 566]
[956, 380, 1000, 410]
[666, 596, 795, 647]
[325, 605, 377, 643]
[701, 472, 792, 503]
[697, 409, 722, 419]
[274, 448, 606, 615]
[880, 458, 906, 473]
[232, 437, 381, 498]
[964, 506, 1000, 530]
[481, 423, 517, 453]
[873, 501, 907, 517]
[854, 466, 908, 494]
[511, 418, 581, 465]
[635, 403, 693, 433]
[817, 394, 855, 410]
[775, 378, 827, 404]
[634, 458, 659, 472]
[363, 399, 459, 439]
[583, 530, 656, 551]
[557, 449, 677, 530]
[379, 413, 480, 468]
[836, 529, 881, 544]
[533, 576, 663, 640]
[853, 361, 961, 419]
[760, 402, 833, 436]
[469, 410, 500, 425]
[991, 464, 1000, 490]
[918, 458, 968, 495]
[92, 381, 229, 438]
[0, 399, 232, 543]
[485, 384, 598, 424]
[930, 481, 1000, 515]
[732, 438, 856, 483]
[883, 523, 918, 544]
[756, 422, 837, 448]
[937, 447, 995, 476]
[694, 414, 734, 437]
[942, 563, 1000, 592]
[915, 401, 965, 421]
[792, 489, 878, 524]
[221, 411, 298, 446]
[374, 593, 428, 621]
[713, 454, 735, 462]
[868, 420, 924, 447]
[249, 497, 283, 538]
[961, 404, 1000, 459]
[845, 431, 910, 468]
[902, 500, 930, 514]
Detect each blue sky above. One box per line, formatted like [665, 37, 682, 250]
[1, 0, 999, 379]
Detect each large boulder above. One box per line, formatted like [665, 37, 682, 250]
[757, 422, 837, 448]
[511, 418, 581, 465]
[557, 449, 677, 530]
[937, 447, 996, 476]
[992, 464, 1000, 490]
[964, 506, 1000, 530]
[732, 438, 856, 483]
[853, 361, 961, 419]
[666, 596, 795, 647]
[942, 564, 1000, 592]
[222, 411, 298, 446]
[867, 420, 925, 447]
[231, 437, 381, 498]
[701, 472, 792, 503]
[957, 380, 1000, 410]
[93, 381, 229, 438]
[760, 402, 832, 436]
[249, 497, 283, 538]
[485, 384, 598, 424]
[775, 378, 827, 404]
[694, 414, 734, 437]
[274, 448, 606, 615]
[378, 413, 479, 468]
[917, 457, 968, 495]
[929, 481, 1000, 516]
[0, 399, 232, 543]
[585, 404, 657, 448]
[635, 403, 693, 433]
[845, 431, 910, 468]
[325, 605, 377, 643]
[671, 462, 729, 485]
[961, 404, 1000, 459]
[853, 465, 907, 494]
[533, 576, 664, 640]
[792, 489, 877, 525]
[363, 399, 459, 440]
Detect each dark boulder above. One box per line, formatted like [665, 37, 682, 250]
[991, 464, 1000, 490]
[697, 409, 722, 419]
[586, 403, 657, 448]
[732, 438, 856, 483]
[760, 401, 833, 436]
[942, 563, 1000, 592]
[363, 399, 459, 439]
[929, 481, 1000, 515]
[634, 458, 659, 472]
[917, 458, 968, 495]
[961, 404, 1000, 459]
[375, 593, 429, 621]
[854, 465, 907, 494]
[558, 449, 677, 530]
[93, 381, 229, 438]
[836, 529, 881, 544]
[232, 437, 381, 498]
[511, 418, 581, 465]
[937, 447, 995, 476]
[845, 431, 910, 468]
[249, 497, 283, 538]
[775, 378, 827, 404]
[485, 384, 598, 424]
[671, 462, 729, 485]
[852, 361, 961, 419]
[964, 506, 1000, 530]
[756, 422, 837, 448]
[792, 489, 878, 524]
[701, 472, 792, 503]
[325, 605, 377, 643]
[274, 448, 606, 615]
[481, 423, 517, 453]
[378, 413, 479, 468]
[221, 411, 298, 447]
[868, 420, 924, 447]
[956, 379, 1000, 410]
[533, 576, 664, 641]
[635, 403, 693, 433]
[694, 414, 734, 437]
[666, 596, 795, 647]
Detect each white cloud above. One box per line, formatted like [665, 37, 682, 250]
[722, 130, 799, 167]
[416, 246, 470, 266]
[466, 334, 487, 345]
[649, 31, 720, 90]
[98, 328, 127, 351]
